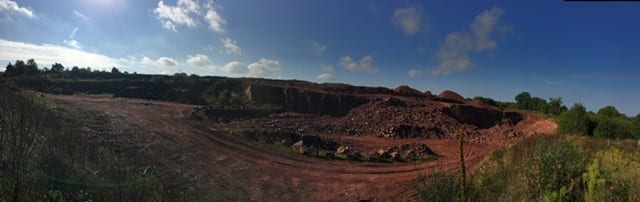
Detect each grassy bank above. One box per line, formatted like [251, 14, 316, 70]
[417, 134, 640, 201]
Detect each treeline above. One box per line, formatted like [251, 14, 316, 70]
[558, 104, 640, 139]
[3, 59, 134, 80]
[472, 92, 568, 115]
[473, 91, 640, 139]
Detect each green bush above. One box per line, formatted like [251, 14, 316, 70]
[522, 138, 584, 201]
[416, 168, 461, 202]
[558, 103, 591, 135]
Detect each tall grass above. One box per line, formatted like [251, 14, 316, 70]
[417, 134, 640, 202]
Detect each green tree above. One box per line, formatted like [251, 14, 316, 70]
[111, 67, 121, 74]
[633, 114, 640, 139]
[4, 63, 15, 76]
[12, 60, 26, 76]
[25, 59, 38, 75]
[557, 103, 591, 135]
[515, 92, 532, 110]
[529, 97, 547, 112]
[593, 118, 616, 138]
[597, 106, 623, 118]
[50, 63, 64, 73]
[546, 97, 567, 115]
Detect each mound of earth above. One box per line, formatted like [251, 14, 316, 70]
[393, 85, 425, 97]
[437, 90, 467, 104]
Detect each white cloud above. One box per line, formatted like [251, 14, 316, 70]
[471, 7, 504, 50]
[179, 0, 199, 13]
[222, 61, 248, 74]
[392, 6, 423, 36]
[0, 0, 35, 19]
[408, 69, 423, 78]
[118, 55, 183, 74]
[73, 11, 89, 21]
[221, 38, 242, 55]
[140, 56, 178, 67]
[152, 0, 226, 33]
[309, 41, 326, 56]
[338, 55, 377, 73]
[0, 39, 119, 69]
[186, 54, 213, 68]
[63, 40, 81, 49]
[154, 0, 198, 32]
[317, 73, 332, 80]
[431, 7, 505, 75]
[204, 5, 225, 33]
[69, 27, 79, 39]
[158, 57, 178, 66]
[248, 58, 281, 77]
[316, 64, 335, 81]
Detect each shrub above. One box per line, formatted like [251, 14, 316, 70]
[558, 103, 591, 135]
[416, 168, 461, 202]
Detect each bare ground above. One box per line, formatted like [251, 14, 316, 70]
[48, 94, 557, 201]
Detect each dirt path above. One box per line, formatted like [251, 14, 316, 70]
[48, 94, 556, 201]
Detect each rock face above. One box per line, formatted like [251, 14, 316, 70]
[320, 84, 394, 95]
[244, 84, 369, 116]
[445, 104, 523, 129]
[113, 86, 153, 99]
[165, 88, 207, 105]
[437, 90, 466, 104]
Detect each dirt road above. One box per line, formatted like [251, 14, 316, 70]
[49, 94, 556, 201]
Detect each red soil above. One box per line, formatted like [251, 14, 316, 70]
[48, 94, 556, 201]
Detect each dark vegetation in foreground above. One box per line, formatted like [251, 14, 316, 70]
[417, 134, 640, 201]
[0, 87, 216, 201]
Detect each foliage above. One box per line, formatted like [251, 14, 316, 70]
[522, 137, 584, 200]
[416, 168, 461, 202]
[421, 134, 640, 202]
[558, 103, 592, 135]
[472, 92, 567, 115]
[583, 148, 640, 201]
[557, 104, 638, 139]
[0, 88, 210, 201]
[597, 106, 624, 118]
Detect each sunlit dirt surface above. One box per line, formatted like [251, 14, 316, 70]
[48, 94, 556, 201]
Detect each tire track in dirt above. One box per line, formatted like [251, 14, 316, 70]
[49, 94, 554, 201]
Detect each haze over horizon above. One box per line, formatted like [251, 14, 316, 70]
[0, 0, 639, 115]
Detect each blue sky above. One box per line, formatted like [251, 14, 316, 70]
[0, 0, 639, 116]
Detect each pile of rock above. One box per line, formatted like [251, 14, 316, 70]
[340, 99, 475, 139]
[369, 143, 439, 162]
